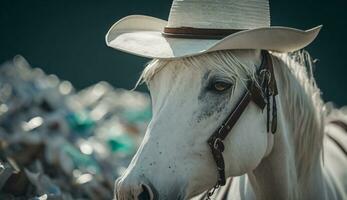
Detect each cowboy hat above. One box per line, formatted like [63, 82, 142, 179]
[105, 0, 322, 59]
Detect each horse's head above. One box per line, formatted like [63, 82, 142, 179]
[115, 50, 274, 199]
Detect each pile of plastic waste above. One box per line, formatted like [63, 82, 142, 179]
[0, 56, 152, 199]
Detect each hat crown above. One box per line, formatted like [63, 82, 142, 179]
[167, 0, 270, 30]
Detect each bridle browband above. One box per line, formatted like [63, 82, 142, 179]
[206, 50, 278, 199]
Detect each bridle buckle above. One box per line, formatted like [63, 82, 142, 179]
[213, 138, 225, 152]
[260, 69, 271, 86]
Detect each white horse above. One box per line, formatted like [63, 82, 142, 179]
[114, 50, 347, 200]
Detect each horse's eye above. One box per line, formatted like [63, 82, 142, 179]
[211, 81, 232, 92]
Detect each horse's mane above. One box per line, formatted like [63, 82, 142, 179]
[271, 51, 325, 185]
[138, 50, 325, 188]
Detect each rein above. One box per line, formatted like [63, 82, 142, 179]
[206, 50, 278, 199]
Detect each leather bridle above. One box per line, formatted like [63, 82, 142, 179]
[206, 50, 278, 198]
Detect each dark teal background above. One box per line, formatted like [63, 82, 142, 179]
[0, 0, 346, 106]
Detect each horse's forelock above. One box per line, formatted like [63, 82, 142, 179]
[137, 50, 261, 89]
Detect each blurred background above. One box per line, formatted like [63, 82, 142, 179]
[0, 0, 346, 105]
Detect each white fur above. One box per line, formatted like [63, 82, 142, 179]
[115, 50, 347, 200]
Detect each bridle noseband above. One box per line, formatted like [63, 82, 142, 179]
[206, 50, 278, 199]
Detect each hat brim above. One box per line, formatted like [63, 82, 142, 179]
[106, 15, 322, 59]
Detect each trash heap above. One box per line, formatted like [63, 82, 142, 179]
[0, 56, 152, 200]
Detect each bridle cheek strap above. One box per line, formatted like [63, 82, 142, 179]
[207, 50, 278, 187]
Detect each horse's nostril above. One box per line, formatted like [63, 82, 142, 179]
[138, 183, 153, 200]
